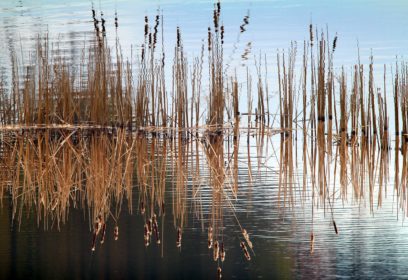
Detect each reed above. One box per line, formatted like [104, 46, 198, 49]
[2, 2, 408, 266]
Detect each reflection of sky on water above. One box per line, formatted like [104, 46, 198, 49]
[1, 0, 407, 68]
[1, 1, 408, 278]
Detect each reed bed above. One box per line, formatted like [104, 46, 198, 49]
[1, 1, 408, 268]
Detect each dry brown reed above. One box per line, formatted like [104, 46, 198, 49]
[2, 2, 408, 261]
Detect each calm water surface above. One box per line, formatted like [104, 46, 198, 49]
[1, 0, 408, 279]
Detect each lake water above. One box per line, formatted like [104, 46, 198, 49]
[1, 0, 408, 279]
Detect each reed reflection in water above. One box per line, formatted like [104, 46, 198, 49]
[1, 0, 408, 279]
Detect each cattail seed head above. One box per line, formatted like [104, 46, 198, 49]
[208, 27, 212, 51]
[309, 24, 314, 46]
[333, 34, 338, 52]
[176, 27, 181, 48]
[144, 16, 149, 37]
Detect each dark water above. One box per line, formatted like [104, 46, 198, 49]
[0, 190, 294, 279]
[1, 167, 408, 279]
[1, 0, 408, 279]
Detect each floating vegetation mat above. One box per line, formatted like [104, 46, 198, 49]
[1, 1, 408, 273]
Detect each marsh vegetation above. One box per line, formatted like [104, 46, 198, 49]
[1, 1, 408, 276]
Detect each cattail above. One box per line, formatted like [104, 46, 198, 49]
[92, 9, 100, 36]
[239, 15, 249, 33]
[242, 229, 253, 249]
[144, 224, 150, 247]
[91, 220, 99, 251]
[240, 241, 251, 261]
[152, 214, 161, 244]
[177, 27, 181, 48]
[208, 226, 213, 248]
[144, 16, 149, 37]
[101, 12, 106, 35]
[95, 216, 102, 235]
[96, 216, 102, 232]
[220, 242, 225, 262]
[221, 25, 224, 44]
[310, 232, 315, 254]
[140, 200, 145, 215]
[333, 33, 338, 52]
[155, 229, 161, 244]
[114, 226, 119, 241]
[153, 14, 159, 49]
[91, 232, 97, 251]
[333, 220, 338, 235]
[92, 8, 99, 27]
[114, 11, 118, 28]
[176, 227, 182, 248]
[309, 24, 314, 46]
[217, 267, 222, 280]
[243, 15, 249, 25]
[100, 222, 106, 244]
[213, 240, 219, 261]
[141, 44, 145, 61]
[213, 10, 219, 32]
[147, 218, 152, 235]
